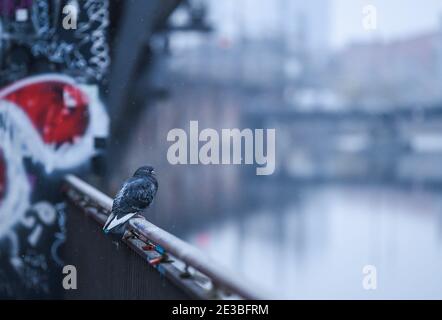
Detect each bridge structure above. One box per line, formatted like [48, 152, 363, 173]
[245, 105, 442, 184]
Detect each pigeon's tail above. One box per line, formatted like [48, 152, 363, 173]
[103, 212, 137, 234]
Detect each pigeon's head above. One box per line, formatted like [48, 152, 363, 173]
[133, 165, 155, 178]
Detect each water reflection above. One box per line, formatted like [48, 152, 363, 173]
[184, 183, 442, 299]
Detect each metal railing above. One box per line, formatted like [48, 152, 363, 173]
[64, 174, 264, 300]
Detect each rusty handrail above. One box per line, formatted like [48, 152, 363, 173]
[64, 174, 265, 300]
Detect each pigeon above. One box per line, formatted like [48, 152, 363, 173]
[103, 165, 158, 234]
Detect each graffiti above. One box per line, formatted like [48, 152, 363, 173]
[79, 0, 110, 80]
[0, 74, 108, 297]
[0, 200, 67, 295]
[31, 0, 53, 36]
[0, 108, 32, 239]
[0, 74, 108, 172]
[0, 0, 110, 84]
[51, 203, 66, 267]
[2, 202, 66, 295]
[30, 0, 110, 82]
[0, 0, 110, 297]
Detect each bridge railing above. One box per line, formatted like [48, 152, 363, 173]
[63, 174, 264, 300]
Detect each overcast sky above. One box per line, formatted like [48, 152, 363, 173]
[332, 0, 442, 48]
[208, 0, 442, 50]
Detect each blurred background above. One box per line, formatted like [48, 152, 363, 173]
[1, 0, 442, 299]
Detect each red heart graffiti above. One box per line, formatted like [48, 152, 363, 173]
[3, 81, 90, 145]
[0, 77, 94, 204]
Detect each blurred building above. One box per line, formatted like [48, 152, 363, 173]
[328, 28, 442, 110]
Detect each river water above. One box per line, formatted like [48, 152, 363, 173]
[183, 182, 442, 299]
